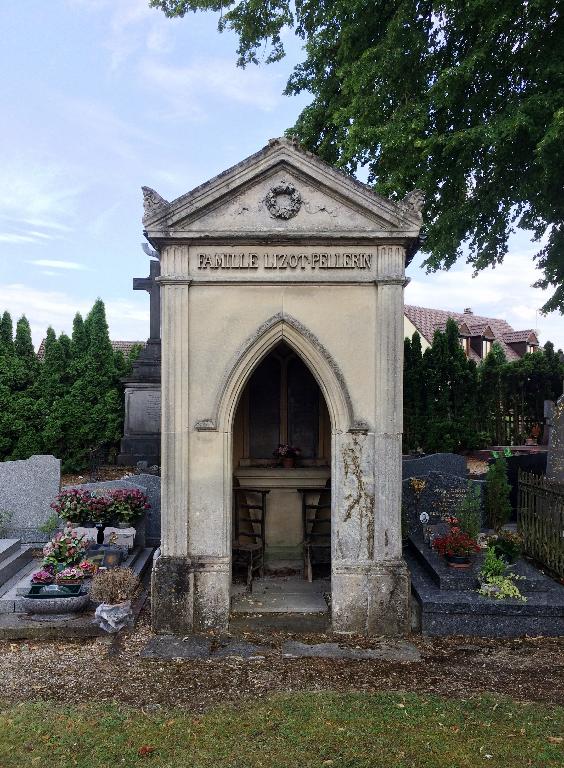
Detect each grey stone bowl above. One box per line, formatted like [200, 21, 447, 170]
[21, 593, 90, 615]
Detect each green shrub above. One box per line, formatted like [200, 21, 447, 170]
[485, 455, 512, 532]
[481, 546, 507, 579]
[479, 546, 526, 601]
[455, 483, 482, 540]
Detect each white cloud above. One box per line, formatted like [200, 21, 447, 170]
[0, 159, 79, 247]
[27, 260, 89, 271]
[406, 248, 564, 349]
[0, 284, 148, 348]
[140, 58, 283, 119]
[68, 0, 174, 69]
[57, 97, 162, 164]
[0, 234, 46, 245]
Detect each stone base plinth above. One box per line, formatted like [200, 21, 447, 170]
[192, 557, 231, 633]
[151, 555, 194, 634]
[331, 560, 410, 635]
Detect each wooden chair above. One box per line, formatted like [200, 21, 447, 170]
[232, 480, 269, 588]
[300, 480, 331, 582]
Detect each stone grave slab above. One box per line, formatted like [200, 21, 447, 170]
[282, 640, 421, 662]
[0, 455, 60, 543]
[212, 640, 270, 659]
[141, 635, 212, 659]
[402, 452, 467, 481]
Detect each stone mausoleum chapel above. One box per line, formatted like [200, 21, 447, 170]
[141, 138, 423, 636]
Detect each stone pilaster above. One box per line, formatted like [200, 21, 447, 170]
[331, 269, 410, 636]
[152, 246, 193, 634]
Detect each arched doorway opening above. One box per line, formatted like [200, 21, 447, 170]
[231, 341, 332, 585]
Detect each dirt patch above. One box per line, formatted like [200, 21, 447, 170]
[0, 607, 562, 710]
[61, 465, 138, 487]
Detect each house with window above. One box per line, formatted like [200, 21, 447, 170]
[404, 305, 540, 362]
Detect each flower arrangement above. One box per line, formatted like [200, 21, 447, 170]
[50, 489, 149, 528]
[42, 529, 91, 569]
[106, 489, 150, 526]
[273, 444, 301, 459]
[432, 530, 481, 559]
[55, 566, 85, 584]
[78, 559, 98, 577]
[31, 568, 55, 585]
[488, 530, 523, 564]
[50, 489, 93, 525]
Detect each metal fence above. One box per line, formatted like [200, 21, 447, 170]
[518, 470, 564, 578]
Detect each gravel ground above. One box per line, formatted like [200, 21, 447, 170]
[1, 607, 562, 711]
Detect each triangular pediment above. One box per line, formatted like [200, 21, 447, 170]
[142, 138, 423, 242]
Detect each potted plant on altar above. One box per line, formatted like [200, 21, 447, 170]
[432, 530, 481, 569]
[23, 530, 93, 614]
[51, 489, 112, 543]
[31, 568, 55, 586]
[273, 443, 301, 468]
[41, 529, 92, 571]
[50, 488, 93, 527]
[107, 488, 150, 528]
[55, 566, 85, 586]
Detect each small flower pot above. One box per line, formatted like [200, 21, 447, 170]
[282, 457, 295, 469]
[445, 554, 472, 569]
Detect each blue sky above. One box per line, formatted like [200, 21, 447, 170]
[1, 0, 562, 350]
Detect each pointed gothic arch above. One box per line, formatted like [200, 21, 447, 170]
[209, 313, 355, 437]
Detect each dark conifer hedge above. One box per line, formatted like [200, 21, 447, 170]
[0, 300, 139, 472]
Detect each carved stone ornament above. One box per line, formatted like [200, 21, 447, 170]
[265, 182, 302, 220]
[400, 189, 425, 217]
[142, 186, 169, 222]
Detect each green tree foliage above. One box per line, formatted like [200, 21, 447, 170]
[0, 311, 14, 353]
[456, 483, 482, 541]
[63, 300, 124, 471]
[420, 319, 480, 452]
[0, 301, 129, 472]
[485, 456, 512, 532]
[403, 331, 425, 450]
[403, 324, 563, 451]
[479, 342, 507, 444]
[150, 0, 564, 314]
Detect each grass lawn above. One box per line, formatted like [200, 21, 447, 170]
[0, 692, 562, 768]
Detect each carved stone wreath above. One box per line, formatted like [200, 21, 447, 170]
[265, 183, 302, 220]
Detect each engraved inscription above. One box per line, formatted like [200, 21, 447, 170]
[197, 251, 373, 271]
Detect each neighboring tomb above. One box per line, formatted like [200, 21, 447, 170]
[546, 394, 564, 483]
[118, 253, 162, 466]
[0, 455, 60, 542]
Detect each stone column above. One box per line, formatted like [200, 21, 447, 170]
[151, 250, 193, 634]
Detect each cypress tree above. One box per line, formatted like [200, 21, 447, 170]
[422, 319, 480, 452]
[479, 342, 507, 443]
[14, 316, 35, 361]
[0, 311, 14, 354]
[64, 299, 122, 469]
[70, 313, 88, 380]
[8, 316, 42, 458]
[403, 332, 425, 451]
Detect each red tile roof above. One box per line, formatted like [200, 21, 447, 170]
[404, 305, 538, 361]
[502, 329, 538, 344]
[37, 339, 145, 360]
